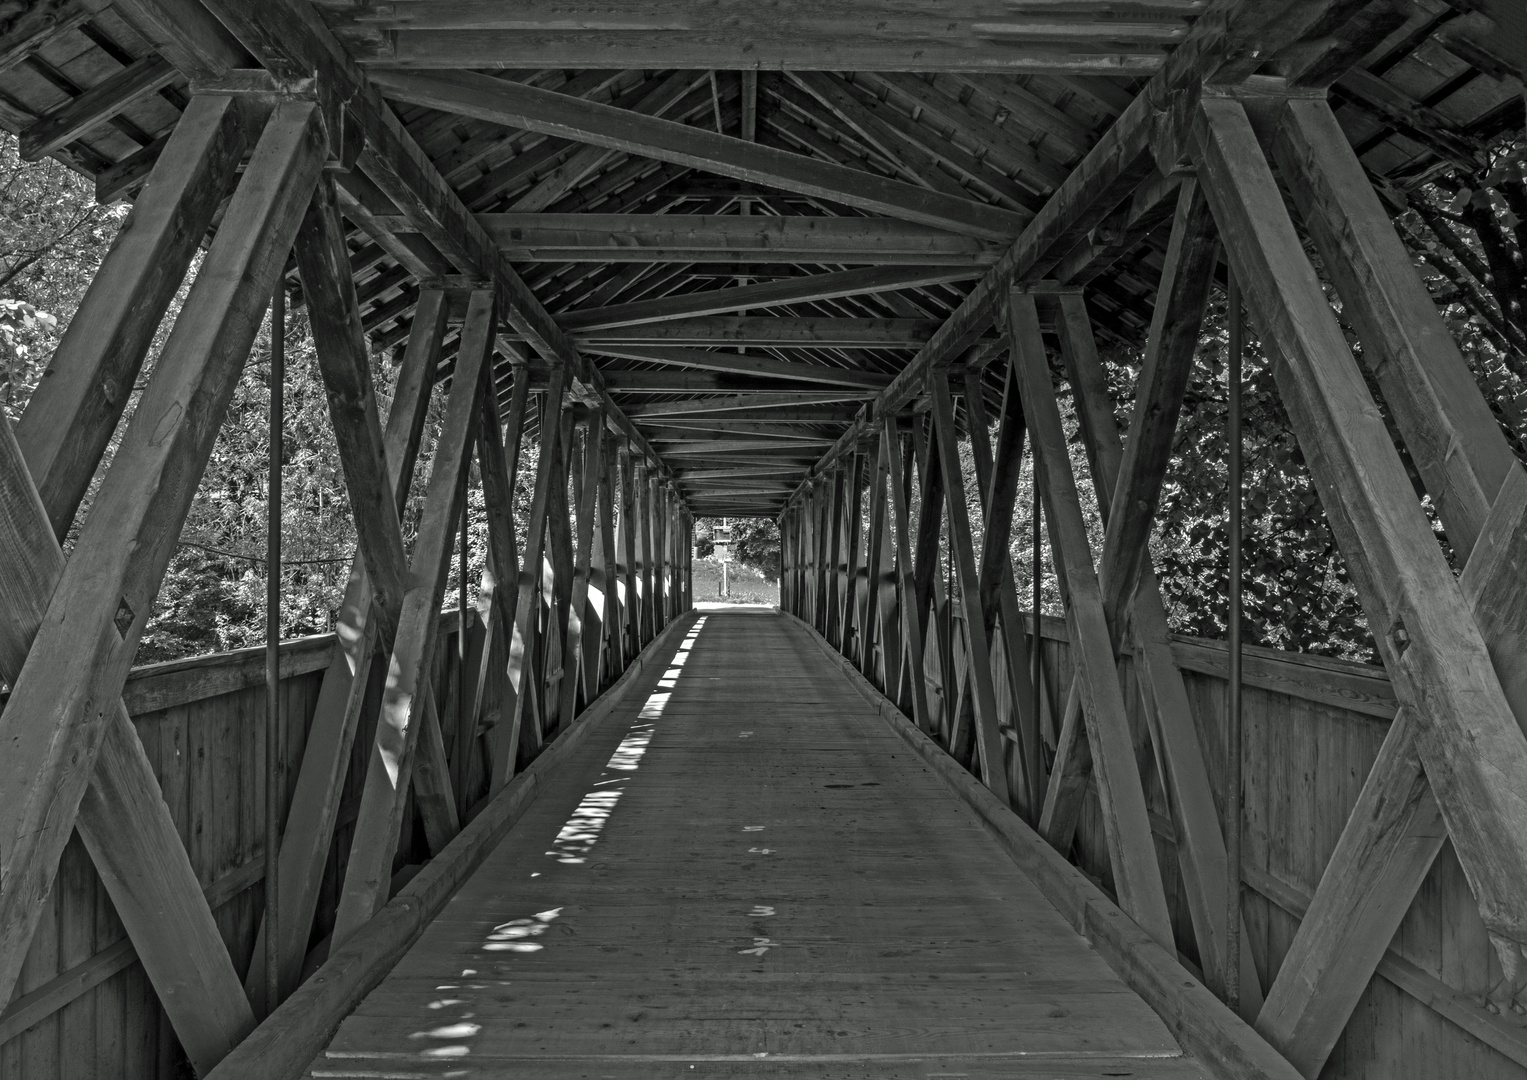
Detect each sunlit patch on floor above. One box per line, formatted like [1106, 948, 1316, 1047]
[543, 617, 707, 866]
[483, 907, 563, 951]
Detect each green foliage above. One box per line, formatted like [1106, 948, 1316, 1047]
[694, 516, 780, 578]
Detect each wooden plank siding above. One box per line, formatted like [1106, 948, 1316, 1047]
[1037, 620, 1527, 1080]
[0, 609, 504, 1079]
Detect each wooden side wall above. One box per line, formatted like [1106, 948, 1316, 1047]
[0, 610, 503, 1079]
[998, 614, 1527, 1080]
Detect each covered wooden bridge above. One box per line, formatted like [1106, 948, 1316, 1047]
[1, 1, 1526, 1078]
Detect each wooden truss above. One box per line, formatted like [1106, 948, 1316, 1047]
[0, 0, 1523, 1076]
[784, 68, 1527, 1080]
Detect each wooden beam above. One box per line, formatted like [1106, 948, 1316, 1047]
[20, 56, 179, 161]
[495, 371, 570, 789]
[1009, 288, 1174, 950]
[1194, 91, 1527, 1029]
[0, 99, 323, 1028]
[460, 213, 1005, 265]
[558, 266, 986, 332]
[1244, 93, 1527, 1072]
[559, 410, 606, 724]
[15, 94, 250, 539]
[1053, 287, 1263, 1014]
[369, 68, 1030, 241]
[555, 316, 943, 348]
[331, 291, 492, 946]
[244, 289, 447, 1007]
[883, 415, 935, 735]
[590, 345, 890, 388]
[335, 3, 1171, 73]
[930, 373, 1011, 805]
[625, 392, 871, 417]
[0, 423, 256, 1070]
[962, 359, 1043, 816]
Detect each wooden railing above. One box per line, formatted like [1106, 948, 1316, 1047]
[0, 609, 494, 1076]
[817, 597, 1526, 1080]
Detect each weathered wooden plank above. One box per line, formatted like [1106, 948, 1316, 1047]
[20, 56, 179, 162]
[1194, 92, 1527, 1036]
[560, 266, 987, 332]
[0, 100, 324, 1027]
[369, 68, 1029, 241]
[1009, 288, 1173, 950]
[470, 213, 1004, 264]
[15, 94, 250, 539]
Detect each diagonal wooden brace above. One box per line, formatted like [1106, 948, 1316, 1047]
[1193, 96, 1527, 1066]
[244, 289, 447, 1008]
[330, 291, 495, 945]
[0, 99, 326, 1028]
[1010, 288, 1175, 950]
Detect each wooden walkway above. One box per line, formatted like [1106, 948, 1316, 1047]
[308, 611, 1211, 1079]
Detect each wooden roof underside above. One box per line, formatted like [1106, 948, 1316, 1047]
[0, 0, 1523, 517]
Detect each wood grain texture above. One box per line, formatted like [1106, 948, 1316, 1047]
[0, 100, 325, 1023]
[1194, 91, 1527, 1042]
[1009, 289, 1172, 950]
[307, 611, 1202, 1080]
[15, 94, 249, 539]
[247, 289, 447, 1008]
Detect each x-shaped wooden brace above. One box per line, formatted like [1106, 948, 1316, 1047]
[243, 288, 448, 1008]
[309, 229, 498, 944]
[0, 98, 326, 1070]
[1186, 92, 1527, 1075]
[1193, 91, 1527, 1076]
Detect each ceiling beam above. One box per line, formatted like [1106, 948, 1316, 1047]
[325, 2, 1173, 74]
[166, 0, 687, 498]
[367, 68, 1030, 241]
[589, 345, 891, 388]
[453, 213, 1004, 265]
[625, 392, 872, 417]
[556, 266, 983, 331]
[546, 316, 944, 348]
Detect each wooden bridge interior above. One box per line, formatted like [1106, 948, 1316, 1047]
[0, 1, 1525, 1078]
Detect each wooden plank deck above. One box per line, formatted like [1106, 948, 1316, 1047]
[307, 610, 1211, 1079]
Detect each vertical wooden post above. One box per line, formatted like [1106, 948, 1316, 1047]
[1225, 265, 1244, 1012]
[263, 280, 284, 1016]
